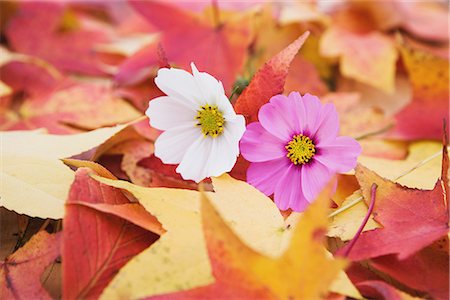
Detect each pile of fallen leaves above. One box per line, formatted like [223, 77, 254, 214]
[1, 1, 449, 299]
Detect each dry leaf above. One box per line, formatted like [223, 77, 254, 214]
[358, 141, 442, 190]
[0, 124, 127, 218]
[0, 231, 61, 299]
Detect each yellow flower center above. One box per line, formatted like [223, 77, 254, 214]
[196, 105, 225, 138]
[285, 134, 316, 165]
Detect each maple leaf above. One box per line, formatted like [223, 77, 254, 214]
[395, 1, 449, 42]
[370, 237, 449, 300]
[113, 42, 161, 86]
[320, 26, 397, 93]
[0, 231, 61, 299]
[249, 8, 329, 97]
[62, 159, 117, 180]
[62, 168, 161, 299]
[88, 122, 192, 189]
[336, 72, 412, 118]
[234, 31, 310, 123]
[94, 130, 200, 189]
[5, 2, 111, 76]
[138, 155, 200, 189]
[331, 174, 361, 206]
[91, 118, 161, 161]
[283, 55, 329, 97]
[389, 39, 449, 140]
[358, 141, 443, 190]
[116, 1, 252, 91]
[0, 81, 12, 97]
[2, 82, 141, 134]
[0, 61, 60, 99]
[93, 174, 358, 299]
[356, 280, 421, 300]
[0, 46, 62, 98]
[0, 124, 127, 219]
[338, 143, 449, 260]
[229, 155, 251, 181]
[92, 177, 214, 300]
[325, 0, 448, 43]
[321, 92, 393, 139]
[329, 191, 381, 242]
[151, 181, 348, 299]
[114, 79, 165, 113]
[357, 140, 408, 160]
[109, 139, 155, 186]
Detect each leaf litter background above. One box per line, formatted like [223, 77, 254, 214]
[0, 1, 449, 299]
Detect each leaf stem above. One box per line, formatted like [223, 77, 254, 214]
[228, 86, 239, 101]
[39, 218, 51, 231]
[328, 195, 363, 218]
[212, 0, 221, 28]
[394, 149, 443, 181]
[341, 183, 377, 257]
[354, 123, 394, 140]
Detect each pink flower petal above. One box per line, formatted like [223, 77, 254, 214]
[301, 160, 332, 202]
[311, 103, 339, 144]
[315, 136, 362, 173]
[247, 158, 291, 196]
[240, 122, 286, 162]
[288, 91, 307, 130]
[300, 93, 322, 136]
[258, 94, 300, 140]
[242, 91, 362, 209]
[274, 165, 310, 212]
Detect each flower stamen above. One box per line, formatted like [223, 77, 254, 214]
[285, 134, 316, 165]
[196, 105, 225, 138]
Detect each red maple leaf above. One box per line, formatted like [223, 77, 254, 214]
[389, 39, 449, 140]
[115, 0, 252, 92]
[234, 32, 310, 123]
[6, 2, 111, 76]
[0, 231, 61, 299]
[62, 168, 160, 299]
[339, 141, 449, 260]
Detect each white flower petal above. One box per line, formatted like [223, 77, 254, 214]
[155, 67, 202, 108]
[190, 63, 235, 117]
[207, 135, 238, 177]
[146, 96, 197, 130]
[223, 115, 246, 153]
[191, 62, 224, 106]
[175, 114, 245, 182]
[154, 124, 202, 164]
[218, 94, 237, 119]
[176, 137, 213, 182]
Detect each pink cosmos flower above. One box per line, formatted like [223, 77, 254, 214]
[240, 92, 361, 212]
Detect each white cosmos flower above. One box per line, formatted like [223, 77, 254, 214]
[146, 63, 246, 183]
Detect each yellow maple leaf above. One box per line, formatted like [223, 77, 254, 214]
[94, 174, 360, 299]
[194, 181, 349, 299]
[320, 27, 397, 93]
